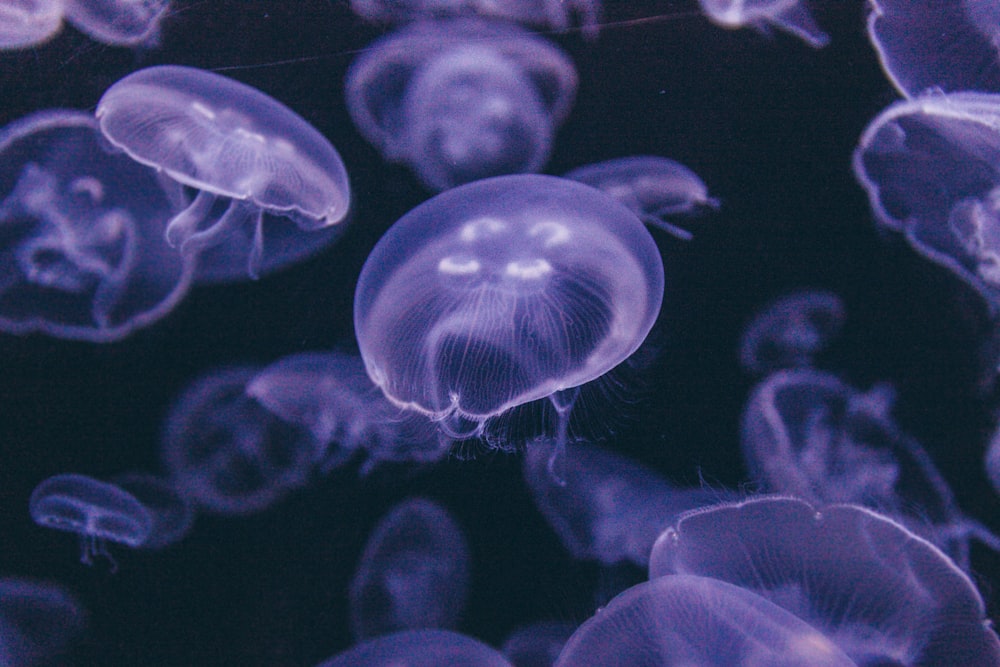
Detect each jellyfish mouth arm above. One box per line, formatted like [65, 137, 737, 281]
[641, 213, 695, 241]
[771, 2, 830, 48]
[164, 189, 218, 249]
[169, 195, 265, 279]
[78, 534, 118, 573]
[546, 386, 580, 487]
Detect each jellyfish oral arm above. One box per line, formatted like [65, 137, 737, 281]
[165, 194, 266, 279]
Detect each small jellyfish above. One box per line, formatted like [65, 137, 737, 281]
[112, 472, 195, 550]
[354, 175, 663, 471]
[501, 621, 574, 667]
[738, 289, 845, 374]
[649, 497, 1000, 666]
[29, 473, 153, 567]
[697, 0, 829, 48]
[161, 366, 316, 516]
[345, 19, 577, 191]
[0, 109, 194, 342]
[63, 0, 169, 47]
[349, 498, 470, 641]
[315, 629, 513, 667]
[0, 578, 85, 666]
[0, 0, 63, 50]
[554, 574, 856, 667]
[565, 156, 720, 239]
[96, 65, 351, 281]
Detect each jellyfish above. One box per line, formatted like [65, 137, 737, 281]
[315, 629, 513, 667]
[565, 156, 719, 240]
[649, 496, 1000, 666]
[697, 0, 829, 48]
[161, 366, 316, 516]
[95, 65, 351, 281]
[29, 473, 153, 567]
[986, 423, 1000, 496]
[737, 289, 845, 374]
[63, 0, 169, 47]
[0, 577, 85, 666]
[349, 497, 470, 641]
[112, 472, 195, 550]
[345, 19, 577, 191]
[501, 621, 575, 667]
[554, 574, 857, 667]
[0, 0, 63, 50]
[354, 175, 664, 473]
[0, 109, 194, 342]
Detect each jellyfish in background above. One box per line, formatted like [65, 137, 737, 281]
[738, 289, 845, 375]
[315, 629, 513, 667]
[63, 0, 170, 47]
[697, 0, 829, 48]
[986, 424, 1000, 496]
[0, 0, 63, 50]
[29, 473, 153, 567]
[349, 498, 470, 641]
[0, 109, 194, 342]
[649, 496, 1000, 666]
[96, 65, 351, 281]
[354, 175, 664, 472]
[501, 620, 574, 667]
[112, 472, 195, 550]
[345, 19, 577, 191]
[0, 578, 85, 666]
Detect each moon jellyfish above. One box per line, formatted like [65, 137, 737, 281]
[345, 19, 577, 191]
[555, 574, 856, 667]
[63, 0, 169, 47]
[161, 366, 316, 516]
[29, 473, 153, 567]
[502, 621, 574, 667]
[315, 629, 513, 667]
[0, 109, 194, 342]
[649, 497, 1000, 666]
[349, 497, 470, 641]
[0, 0, 63, 50]
[354, 175, 663, 473]
[697, 0, 828, 48]
[112, 472, 195, 550]
[0, 578, 85, 666]
[96, 65, 351, 281]
[738, 289, 845, 374]
[565, 156, 719, 240]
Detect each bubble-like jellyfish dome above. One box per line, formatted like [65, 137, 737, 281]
[354, 174, 663, 461]
[0, 0, 63, 50]
[0, 577, 85, 666]
[697, 0, 829, 48]
[345, 19, 577, 191]
[738, 289, 846, 374]
[96, 65, 351, 280]
[315, 628, 513, 667]
[63, 0, 170, 47]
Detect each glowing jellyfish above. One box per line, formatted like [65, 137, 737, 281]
[354, 175, 664, 470]
[29, 473, 153, 567]
[986, 423, 1000, 496]
[738, 289, 845, 374]
[501, 621, 574, 667]
[0, 578, 85, 666]
[565, 155, 719, 240]
[349, 498, 470, 641]
[697, 0, 829, 48]
[649, 497, 1000, 666]
[0, 109, 194, 342]
[96, 65, 351, 281]
[345, 19, 577, 191]
[0, 0, 63, 50]
[555, 574, 856, 667]
[63, 0, 169, 47]
[112, 472, 195, 550]
[161, 366, 316, 516]
[315, 629, 513, 667]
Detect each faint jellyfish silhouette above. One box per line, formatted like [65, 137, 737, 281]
[345, 19, 577, 191]
[0, 0, 63, 50]
[63, 0, 169, 47]
[0, 578, 85, 666]
[565, 156, 720, 240]
[29, 473, 153, 568]
[738, 289, 845, 375]
[0, 109, 194, 342]
[112, 472, 195, 550]
[349, 497, 470, 641]
[554, 574, 856, 667]
[501, 621, 575, 667]
[649, 496, 1000, 666]
[315, 629, 513, 667]
[697, 0, 829, 48]
[354, 175, 664, 474]
[986, 423, 1000, 495]
[161, 366, 316, 516]
[96, 65, 351, 281]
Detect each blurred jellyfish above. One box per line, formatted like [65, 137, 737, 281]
[866, 0, 1000, 97]
[986, 423, 1000, 496]
[0, 109, 194, 342]
[96, 65, 351, 281]
[63, 0, 169, 47]
[0, 0, 63, 50]
[29, 473, 153, 567]
[315, 629, 513, 667]
[345, 19, 577, 191]
[501, 621, 574, 667]
[161, 366, 316, 516]
[0, 578, 85, 666]
[738, 289, 845, 375]
[354, 175, 663, 473]
[697, 0, 829, 48]
[565, 155, 719, 240]
[649, 496, 1000, 666]
[112, 472, 195, 550]
[349, 497, 470, 641]
[555, 574, 856, 667]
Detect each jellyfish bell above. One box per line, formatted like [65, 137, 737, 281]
[315, 629, 513, 667]
[63, 0, 170, 48]
[0, 0, 63, 50]
[697, 0, 830, 48]
[0, 577, 85, 666]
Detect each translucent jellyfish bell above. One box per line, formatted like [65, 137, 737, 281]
[63, 0, 169, 47]
[501, 621, 574, 667]
[96, 65, 351, 280]
[697, 0, 829, 48]
[345, 19, 577, 191]
[649, 497, 1000, 666]
[354, 175, 664, 468]
[0, 0, 63, 50]
[738, 289, 845, 374]
[315, 629, 513, 667]
[0, 578, 85, 666]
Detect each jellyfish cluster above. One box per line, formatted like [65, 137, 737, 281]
[3, 0, 1000, 665]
